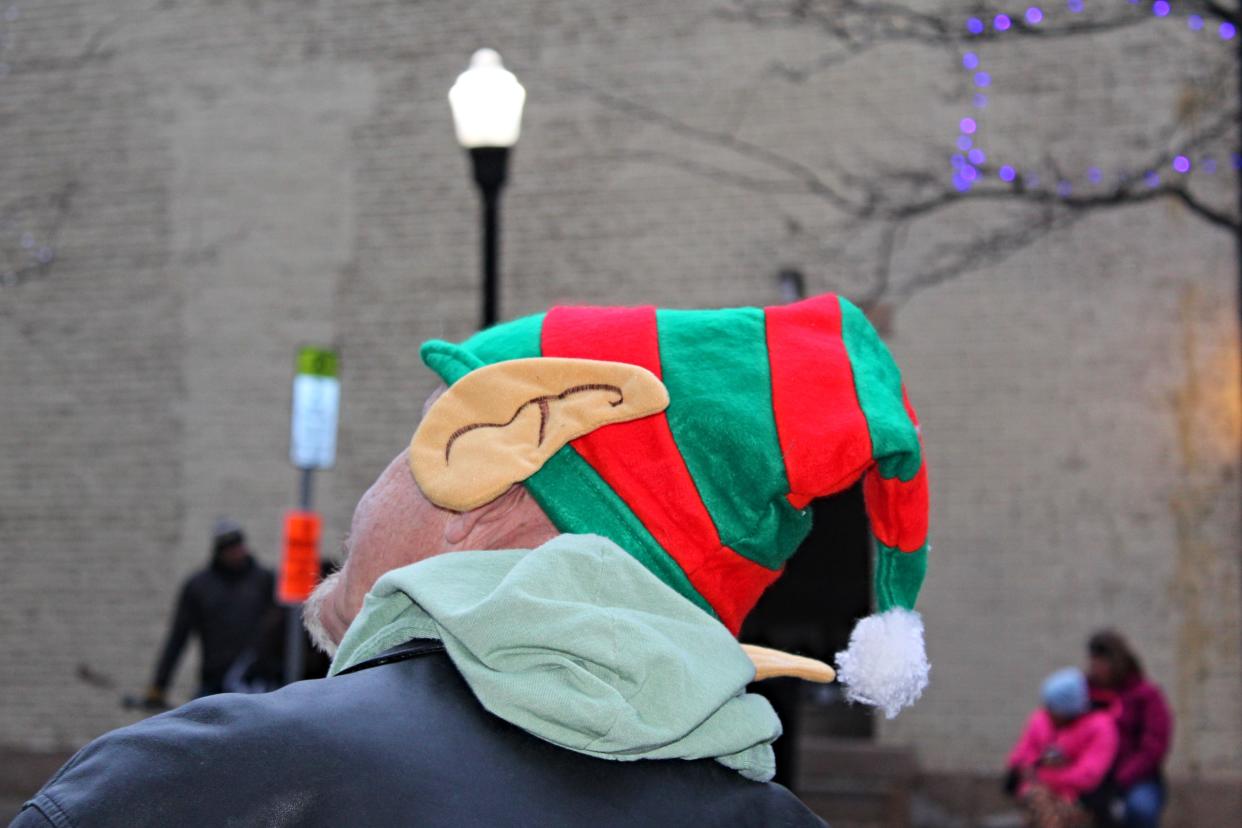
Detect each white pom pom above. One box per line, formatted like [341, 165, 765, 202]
[834, 608, 929, 719]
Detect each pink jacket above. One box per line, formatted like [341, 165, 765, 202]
[1104, 677, 1172, 788]
[1007, 708, 1119, 801]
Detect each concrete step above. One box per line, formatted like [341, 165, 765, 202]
[797, 735, 919, 785]
[794, 737, 918, 827]
[798, 697, 875, 740]
[799, 778, 911, 827]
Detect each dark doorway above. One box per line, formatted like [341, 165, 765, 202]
[741, 483, 875, 787]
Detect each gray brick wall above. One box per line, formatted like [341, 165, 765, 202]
[1, 0, 1239, 783]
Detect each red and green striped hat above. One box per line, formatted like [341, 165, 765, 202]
[420, 294, 931, 715]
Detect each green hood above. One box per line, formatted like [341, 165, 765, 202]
[330, 533, 781, 781]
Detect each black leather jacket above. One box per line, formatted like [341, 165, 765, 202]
[15, 640, 825, 827]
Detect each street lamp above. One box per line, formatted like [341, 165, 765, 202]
[449, 48, 526, 328]
[778, 268, 806, 303]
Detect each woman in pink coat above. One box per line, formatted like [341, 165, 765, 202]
[1087, 630, 1172, 828]
[1006, 667, 1120, 828]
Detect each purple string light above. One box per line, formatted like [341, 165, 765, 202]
[949, 2, 1228, 196]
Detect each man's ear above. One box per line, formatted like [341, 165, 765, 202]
[443, 485, 527, 545]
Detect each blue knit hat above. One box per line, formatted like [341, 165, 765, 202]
[1042, 667, 1089, 717]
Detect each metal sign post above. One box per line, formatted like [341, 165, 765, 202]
[281, 347, 339, 686]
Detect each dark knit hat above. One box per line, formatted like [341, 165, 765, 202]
[211, 518, 246, 553]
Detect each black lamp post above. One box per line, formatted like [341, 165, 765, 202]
[450, 49, 526, 329]
[778, 268, 806, 303]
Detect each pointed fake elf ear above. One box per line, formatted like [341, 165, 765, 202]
[742, 644, 836, 683]
[410, 357, 670, 512]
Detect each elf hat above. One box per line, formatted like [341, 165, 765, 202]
[410, 294, 930, 718]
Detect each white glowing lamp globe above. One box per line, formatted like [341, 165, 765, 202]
[449, 49, 526, 149]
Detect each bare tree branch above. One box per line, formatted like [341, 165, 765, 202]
[0, 183, 76, 288]
[1202, 2, 1242, 25]
[859, 219, 905, 304]
[554, 79, 866, 212]
[724, 0, 1238, 83]
[606, 149, 819, 196]
[573, 2, 1242, 305]
[898, 205, 1081, 300]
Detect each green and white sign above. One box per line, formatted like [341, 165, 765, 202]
[290, 347, 340, 470]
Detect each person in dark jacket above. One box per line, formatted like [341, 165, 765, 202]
[1087, 629, 1173, 828]
[145, 519, 276, 702]
[16, 296, 934, 827]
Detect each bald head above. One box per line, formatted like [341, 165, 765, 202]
[304, 396, 559, 655]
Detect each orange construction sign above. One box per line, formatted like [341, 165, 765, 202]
[278, 510, 321, 605]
